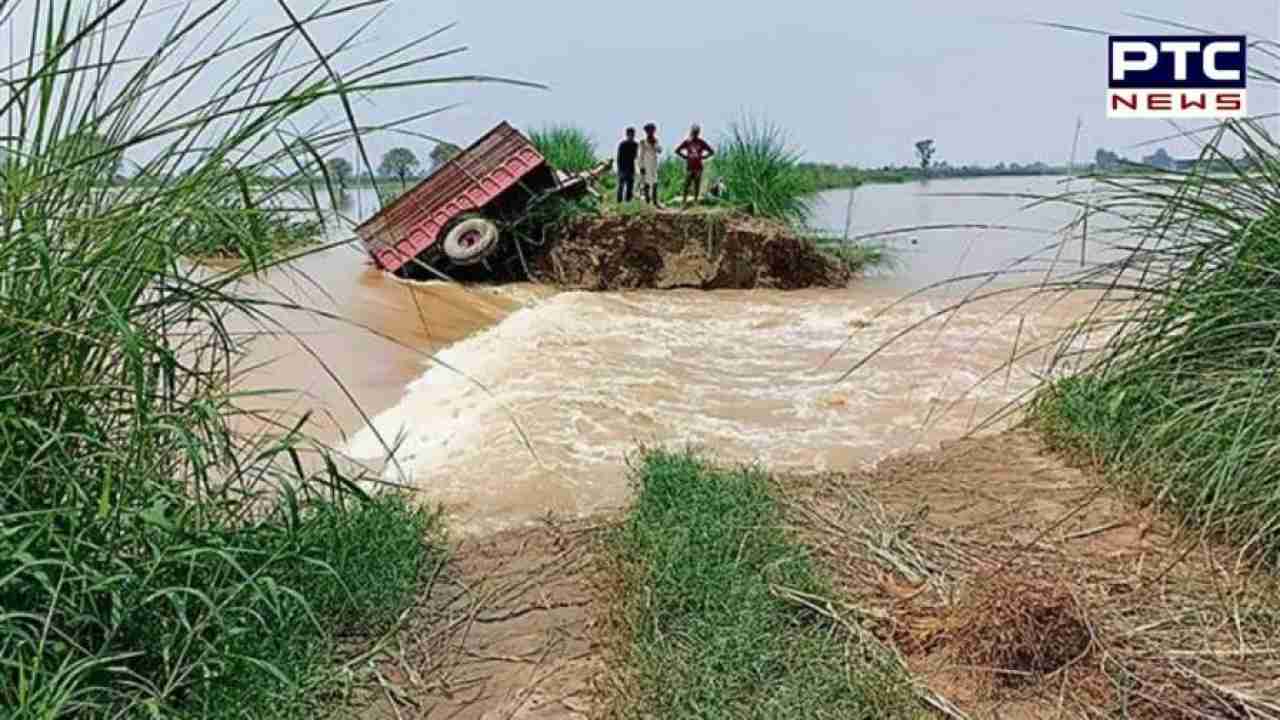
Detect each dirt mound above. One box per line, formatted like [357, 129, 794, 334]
[529, 210, 851, 290]
[909, 573, 1092, 695]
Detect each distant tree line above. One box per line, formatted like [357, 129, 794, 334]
[312, 142, 463, 188]
[22, 136, 470, 189]
[1094, 146, 1241, 173]
[1096, 147, 1179, 170]
[792, 138, 1071, 190]
[804, 138, 1241, 191]
[56, 131, 1235, 193]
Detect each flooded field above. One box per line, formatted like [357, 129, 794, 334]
[241, 177, 1109, 534]
[812, 174, 1118, 291]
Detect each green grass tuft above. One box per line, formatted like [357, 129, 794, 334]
[657, 155, 687, 203]
[710, 117, 817, 227]
[610, 200, 660, 217]
[167, 499, 443, 718]
[529, 124, 600, 173]
[606, 450, 919, 719]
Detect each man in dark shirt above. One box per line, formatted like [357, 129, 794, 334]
[616, 127, 639, 203]
[676, 124, 714, 206]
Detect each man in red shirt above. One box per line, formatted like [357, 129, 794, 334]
[676, 124, 714, 206]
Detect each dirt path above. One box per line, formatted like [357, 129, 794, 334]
[358, 520, 607, 719]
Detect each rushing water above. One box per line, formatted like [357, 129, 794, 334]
[241, 177, 1104, 535]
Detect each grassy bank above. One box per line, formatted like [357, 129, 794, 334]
[797, 164, 920, 190]
[543, 120, 818, 223]
[604, 451, 919, 719]
[526, 120, 890, 275]
[0, 3, 478, 717]
[1026, 119, 1280, 564]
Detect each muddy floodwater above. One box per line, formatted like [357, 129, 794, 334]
[238, 177, 1114, 535]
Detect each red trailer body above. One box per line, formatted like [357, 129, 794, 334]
[355, 122, 547, 274]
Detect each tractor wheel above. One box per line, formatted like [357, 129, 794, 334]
[441, 214, 500, 266]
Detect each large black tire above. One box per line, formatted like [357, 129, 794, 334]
[441, 214, 500, 266]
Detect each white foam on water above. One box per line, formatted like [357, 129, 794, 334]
[346, 287, 1079, 535]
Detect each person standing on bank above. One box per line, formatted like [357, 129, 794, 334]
[676, 124, 714, 205]
[616, 127, 639, 203]
[638, 123, 662, 207]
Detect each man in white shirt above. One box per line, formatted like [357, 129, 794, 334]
[638, 123, 662, 208]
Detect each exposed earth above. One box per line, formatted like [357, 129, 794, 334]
[528, 210, 851, 291]
[356, 519, 603, 720]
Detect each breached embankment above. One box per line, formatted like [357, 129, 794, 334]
[528, 210, 850, 290]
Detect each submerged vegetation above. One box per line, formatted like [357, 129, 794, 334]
[1028, 119, 1280, 564]
[0, 2, 488, 717]
[605, 451, 918, 719]
[815, 239, 892, 275]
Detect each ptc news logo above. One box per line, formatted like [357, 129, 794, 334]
[1108, 36, 1247, 118]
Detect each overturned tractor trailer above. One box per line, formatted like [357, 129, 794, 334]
[354, 122, 597, 279]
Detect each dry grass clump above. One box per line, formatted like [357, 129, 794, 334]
[925, 573, 1092, 693]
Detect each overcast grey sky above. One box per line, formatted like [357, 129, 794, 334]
[352, 0, 1277, 166]
[10, 1, 1280, 168]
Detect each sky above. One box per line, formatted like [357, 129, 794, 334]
[6, 1, 1279, 169]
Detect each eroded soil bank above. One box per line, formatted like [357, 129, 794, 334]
[528, 210, 851, 290]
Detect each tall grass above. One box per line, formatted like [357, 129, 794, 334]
[833, 29, 1280, 566]
[0, 2, 506, 716]
[1017, 119, 1280, 563]
[529, 124, 599, 173]
[179, 184, 323, 261]
[712, 117, 817, 226]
